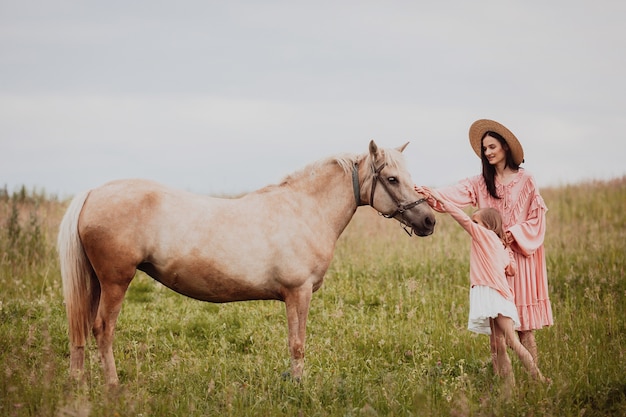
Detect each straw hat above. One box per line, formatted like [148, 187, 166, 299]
[469, 119, 524, 165]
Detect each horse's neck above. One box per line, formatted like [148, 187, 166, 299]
[290, 162, 358, 236]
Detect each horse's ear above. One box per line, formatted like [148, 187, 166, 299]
[369, 140, 379, 157]
[397, 142, 409, 153]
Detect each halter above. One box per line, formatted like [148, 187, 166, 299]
[352, 161, 428, 236]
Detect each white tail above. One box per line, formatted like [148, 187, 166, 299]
[57, 190, 98, 351]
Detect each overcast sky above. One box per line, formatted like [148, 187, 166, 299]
[1, 1, 625, 198]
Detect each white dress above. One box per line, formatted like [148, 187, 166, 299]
[468, 285, 521, 335]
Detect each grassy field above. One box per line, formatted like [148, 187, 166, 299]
[0, 178, 624, 416]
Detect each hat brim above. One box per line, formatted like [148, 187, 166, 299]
[469, 119, 524, 165]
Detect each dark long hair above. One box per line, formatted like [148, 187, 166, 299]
[481, 131, 520, 199]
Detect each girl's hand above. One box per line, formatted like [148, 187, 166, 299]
[505, 230, 514, 245]
[505, 263, 516, 277]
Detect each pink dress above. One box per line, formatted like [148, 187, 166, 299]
[444, 201, 521, 335]
[430, 169, 553, 331]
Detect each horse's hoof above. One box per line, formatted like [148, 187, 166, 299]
[281, 371, 302, 383]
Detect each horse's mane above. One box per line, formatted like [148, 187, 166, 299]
[277, 146, 403, 187]
[275, 154, 357, 187]
[332, 150, 403, 174]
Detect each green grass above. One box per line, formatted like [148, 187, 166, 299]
[1, 178, 625, 416]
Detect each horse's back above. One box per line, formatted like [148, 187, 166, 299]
[85, 178, 203, 210]
[82, 178, 220, 226]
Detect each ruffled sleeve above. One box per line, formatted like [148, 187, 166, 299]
[429, 176, 480, 212]
[507, 174, 548, 257]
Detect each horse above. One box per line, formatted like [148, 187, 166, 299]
[57, 140, 435, 387]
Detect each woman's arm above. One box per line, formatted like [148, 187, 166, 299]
[414, 177, 479, 212]
[421, 187, 477, 237]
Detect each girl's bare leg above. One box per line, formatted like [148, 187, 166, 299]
[518, 330, 538, 364]
[489, 330, 499, 374]
[496, 315, 546, 382]
[490, 317, 515, 397]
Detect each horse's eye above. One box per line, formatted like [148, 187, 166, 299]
[388, 176, 398, 183]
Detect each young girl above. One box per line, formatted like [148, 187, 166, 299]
[418, 186, 546, 386]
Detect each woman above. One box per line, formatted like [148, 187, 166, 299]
[416, 119, 553, 363]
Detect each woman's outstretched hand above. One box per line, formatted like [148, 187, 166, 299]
[414, 185, 430, 198]
[415, 185, 443, 206]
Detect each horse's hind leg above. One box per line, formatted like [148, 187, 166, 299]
[284, 285, 313, 381]
[93, 280, 131, 387]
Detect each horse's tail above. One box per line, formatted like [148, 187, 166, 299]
[58, 190, 99, 350]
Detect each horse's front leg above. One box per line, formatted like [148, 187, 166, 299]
[283, 285, 313, 381]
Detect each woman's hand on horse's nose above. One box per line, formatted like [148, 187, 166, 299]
[414, 185, 429, 198]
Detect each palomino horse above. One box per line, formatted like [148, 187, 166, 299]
[58, 140, 435, 386]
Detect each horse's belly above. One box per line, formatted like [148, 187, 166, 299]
[178, 281, 281, 303]
[141, 263, 283, 303]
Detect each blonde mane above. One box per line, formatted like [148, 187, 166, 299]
[278, 153, 358, 186]
[279, 147, 403, 186]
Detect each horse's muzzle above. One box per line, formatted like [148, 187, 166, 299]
[397, 199, 436, 237]
[410, 217, 435, 236]
[412, 221, 435, 237]
[407, 206, 436, 237]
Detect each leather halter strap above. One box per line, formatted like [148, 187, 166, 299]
[353, 160, 426, 212]
[352, 162, 361, 205]
[367, 160, 427, 235]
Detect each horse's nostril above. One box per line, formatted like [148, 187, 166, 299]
[425, 216, 436, 227]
